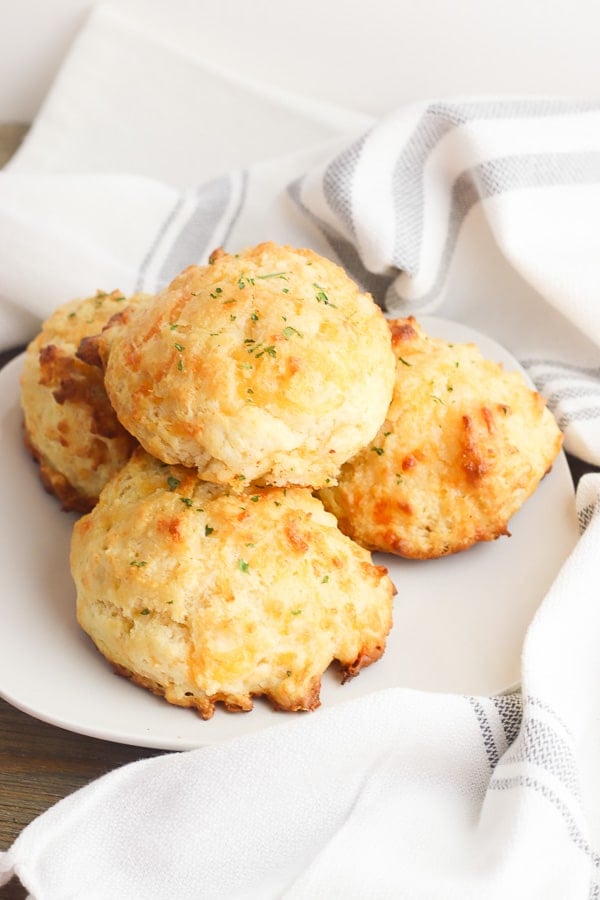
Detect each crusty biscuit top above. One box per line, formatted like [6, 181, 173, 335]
[103, 243, 396, 487]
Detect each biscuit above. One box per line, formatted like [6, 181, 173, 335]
[103, 242, 396, 487]
[318, 317, 563, 558]
[70, 448, 396, 718]
[20, 291, 149, 512]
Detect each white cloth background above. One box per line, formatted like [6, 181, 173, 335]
[1, 5, 600, 898]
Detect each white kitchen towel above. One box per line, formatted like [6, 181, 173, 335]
[1, 474, 599, 899]
[1, 3, 600, 898]
[1, 24, 600, 462]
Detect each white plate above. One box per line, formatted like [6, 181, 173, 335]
[0, 318, 579, 750]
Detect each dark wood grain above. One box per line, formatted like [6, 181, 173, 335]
[0, 696, 163, 896]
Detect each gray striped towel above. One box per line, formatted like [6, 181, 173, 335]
[3, 94, 600, 464]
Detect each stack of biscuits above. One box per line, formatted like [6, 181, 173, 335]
[20, 242, 563, 719]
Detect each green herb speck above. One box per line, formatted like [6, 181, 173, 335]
[313, 283, 337, 307]
[255, 345, 276, 358]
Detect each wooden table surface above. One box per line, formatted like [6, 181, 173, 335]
[0, 698, 163, 899]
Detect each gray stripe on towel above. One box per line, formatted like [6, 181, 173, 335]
[490, 775, 599, 865]
[288, 178, 391, 305]
[156, 175, 233, 289]
[135, 192, 186, 292]
[322, 132, 368, 239]
[391, 151, 600, 308]
[389, 100, 600, 279]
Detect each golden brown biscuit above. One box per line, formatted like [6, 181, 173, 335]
[318, 317, 563, 559]
[70, 448, 395, 718]
[103, 242, 396, 488]
[20, 290, 149, 512]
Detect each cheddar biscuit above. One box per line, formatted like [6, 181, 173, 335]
[70, 448, 395, 718]
[102, 243, 396, 487]
[20, 290, 148, 512]
[318, 317, 563, 558]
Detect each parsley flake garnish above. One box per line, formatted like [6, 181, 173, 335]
[167, 476, 181, 491]
[313, 283, 337, 307]
[238, 558, 250, 573]
[256, 271, 289, 281]
[237, 273, 255, 289]
[255, 345, 276, 358]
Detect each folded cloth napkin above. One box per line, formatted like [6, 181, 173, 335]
[2, 4, 600, 898]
